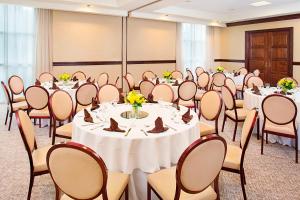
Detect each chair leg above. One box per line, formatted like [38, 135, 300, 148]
[261, 131, 264, 155]
[221, 114, 227, 132]
[266, 133, 268, 144]
[27, 173, 34, 200]
[147, 183, 151, 200]
[52, 131, 56, 145]
[49, 118, 52, 138]
[39, 118, 41, 128]
[240, 172, 247, 200]
[124, 185, 129, 200]
[214, 174, 220, 200]
[8, 113, 13, 131]
[295, 136, 298, 163]
[256, 118, 260, 140]
[34, 118, 36, 125]
[233, 121, 238, 142]
[5, 109, 9, 125]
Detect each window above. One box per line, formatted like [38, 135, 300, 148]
[0, 5, 35, 102]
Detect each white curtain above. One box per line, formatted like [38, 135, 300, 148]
[176, 23, 215, 74]
[35, 8, 53, 78]
[0, 5, 35, 102]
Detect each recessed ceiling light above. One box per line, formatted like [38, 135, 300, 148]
[250, 1, 271, 7]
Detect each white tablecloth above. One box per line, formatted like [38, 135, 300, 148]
[244, 87, 300, 149]
[72, 103, 199, 200]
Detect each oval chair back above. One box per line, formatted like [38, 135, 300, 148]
[178, 81, 197, 101]
[46, 142, 108, 200]
[197, 72, 210, 90]
[238, 67, 248, 75]
[97, 73, 109, 88]
[49, 90, 73, 122]
[8, 75, 24, 96]
[25, 86, 49, 110]
[186, 69, 194, 81]
[247, 76, 264, 88]
[139, 80, 155, 99]
[124, 73, 135, 90]
[75, 83, 98, 113]
[253, 69, 260, 77]
[175, 135, 226, 199]
[98, 84, 120, 104]
[225, 78, 237, 96]
[39, 72, 54, 83]
[221, 86, 235, 111]
[211, 72, 226, 91]
[195, 67, 205, 77]
[171, 71, 183, 80]
[142, 71, 156, 80]
[151, 84, 174, 103]
[72, 71, 86, 81]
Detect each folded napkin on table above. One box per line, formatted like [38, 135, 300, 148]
[172, 98, 180, 111]
[251, 85, 261, 95]
[234, 72, 239, 77]
[182, 108, 193, 124]
[72, 82, 79, 89]
[143, 77, 148, 81]
[35, 79, 41, 86]
[50, 82, 59, 90]
[104, 118, 125, 132]
[84, 109, 94, 123]
[185, 76, 189, 81]
[155, 78, 160, 85]
[172, 80, 179, 86]
[72, 76, 78, 81]
[53, 77, 58, 82]
[147, 93, 158, 103]
[91, 79, 95, 84]
[86, 77, 91, 83]
[147, 117, 168, 133]
[90, 97, 100, 111]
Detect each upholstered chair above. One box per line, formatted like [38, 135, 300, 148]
[186, 69, 194, 81]
[222, 109, 258, 200]
[25, 86, 51, 136]
[247, 76, 264, 88]
[8, 75, 26, 103]
[178, 80, 197, 110]
[15, 110, 52, 200]
[151, 84, 174, 103]
[49, 90, 73, 145]
[124, 73, 139, 91]
[198, 91, 222, 137]
[171, 70, 183, 80]
[97, 72, 109, 88]
[237, 73, 254, 99]
[98, 84, 120, 104]
[147, 135, 227, 200]
[225, 78, 244, 108]
[238, 67, 248, 75]
[195, 72, 210, 104]
[75, 83, 98, 113]
[142, 71, 156, 80]
[210, 72, 226, 92]
[253, 69, 260, 77]
[195, 67, 205, 77]
[71, 71, 86, 80]
[46, 142, 129, 200]
[139, 80, 155, 99]
[262, 94, 298, 163]
[1, 81, 28, 130]
[39, 72, 54, 83]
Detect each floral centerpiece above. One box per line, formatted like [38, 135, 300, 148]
[163, 71, 172, 83]
[126, 90, 147, 118]
[216, 66, 224, 73]
[277, 78, 297, 94]
[59, 73, 71, 83]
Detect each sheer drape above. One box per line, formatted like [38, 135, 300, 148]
[0, 5, 35, 102]
[35, 8, 52, 78]
[176, 23, 214, 74]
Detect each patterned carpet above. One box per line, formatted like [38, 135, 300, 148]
[0, 103, 300, 200]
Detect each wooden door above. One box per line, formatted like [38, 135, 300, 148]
[246, 28, 293, 86]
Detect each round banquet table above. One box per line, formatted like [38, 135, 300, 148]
[244, 87, 300, 149]
[72, 103, 199, 200]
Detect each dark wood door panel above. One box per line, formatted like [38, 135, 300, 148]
[270, 48, 288, 59]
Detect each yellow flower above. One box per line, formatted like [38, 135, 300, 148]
[126, 90, 146, 106]
[163, 71, 172, 79]
[216, 66, 224, 72]
[59, 73, 71, 81]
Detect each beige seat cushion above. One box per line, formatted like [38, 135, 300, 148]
[60, 171, 129, 200]
[32, 145, 52, 172]
[199, 122, 215, 137]
[264, 119, 295, 136]
[179, 99, 195, 107]
[29, 107, 50, 117]
[235, 99, 244, 108]
[195, 90, 205, 101]
[13, 95, 26, 103]
[76, 104, 90, 113]
[225, 108, 248, 120]
[56, 123, 72, 138]
[148, 167, 217, 200]
[223, 145, 242, 170]
[12, 101, 28, 111]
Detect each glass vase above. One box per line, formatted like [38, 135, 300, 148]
[132, 105, 141, 119]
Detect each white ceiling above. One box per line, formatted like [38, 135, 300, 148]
[1, 0, 300, 26]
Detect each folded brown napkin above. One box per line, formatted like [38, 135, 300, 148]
[53, 77, 58, 82]
[119, 94, 125, 104]
[50, 82, 59, 90]
[143, 77, 149, 81]
[72, 76, 78, 81]
[104, 118, 125, 132]
[234, 72, 239, 77]
[182, 108, 193, 124]
[172, 98, 180, 111]
[90, 97, 100, 111]
[147, 117, 168, 133]
[148, 93, 158, 103]
[72, 82, 79, 89]
[172, 80, 179, 86]
[35, 79, 41, 86]
[252, 85, 261, 95]
[185, 76, 189, 81]
[86, 77, 91, 83]
[84, 109, 93, 123]
[156, 78, 160, 85]
[91, 79, 95, 84]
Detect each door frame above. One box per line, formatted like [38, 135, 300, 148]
[245, 27, 294, 77]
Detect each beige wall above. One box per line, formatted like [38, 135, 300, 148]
[51, 11, 177, 85]
[215, 18, 300, 82]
